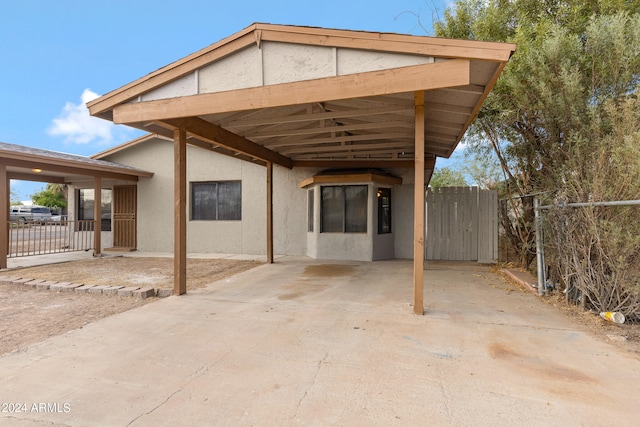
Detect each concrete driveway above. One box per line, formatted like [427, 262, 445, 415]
[1, 258, 639, 426]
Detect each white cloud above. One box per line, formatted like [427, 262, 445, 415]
[48, 89, 115, 144]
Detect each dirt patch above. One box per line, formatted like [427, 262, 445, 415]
[0, 257, 261, 356]
[497, 267, 640, 358]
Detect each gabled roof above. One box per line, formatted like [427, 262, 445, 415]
[88, 23, 515, 168]
[0, 141, 153, 182]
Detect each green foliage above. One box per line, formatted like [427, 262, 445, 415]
[31, 189, 67, 209]
[429, 167, 468, 187]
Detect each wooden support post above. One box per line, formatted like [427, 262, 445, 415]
[266, 161, 274, 264]
[0, 165, 7, 269]
[93, 176, 102, 257]
[413, 91, 425, 315]
[174, 127, 187, 295]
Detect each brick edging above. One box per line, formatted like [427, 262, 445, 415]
[0, 275, 173, 298]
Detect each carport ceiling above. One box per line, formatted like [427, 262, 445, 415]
[87, 24, 515, 168]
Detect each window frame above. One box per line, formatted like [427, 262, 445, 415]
[77, 188, 112, 231]
[320, 184, 368, 234]
[377, 187, 392, 234]
[190, 181, 242, 221]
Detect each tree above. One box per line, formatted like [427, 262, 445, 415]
[429, 167, 468, 187]
[31, 183, 68, 210]
[434, 1, 640, 269]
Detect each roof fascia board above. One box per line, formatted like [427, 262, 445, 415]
[0, 158, 145, 181]
[259, 26, 515, 62]
[113, 60, 471, 124]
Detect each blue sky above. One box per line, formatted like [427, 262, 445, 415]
[1, 0, 452, 200]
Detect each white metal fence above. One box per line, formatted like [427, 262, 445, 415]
[7, 218, 94, 258]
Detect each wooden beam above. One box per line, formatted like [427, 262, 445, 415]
[413, 91, 425, 315]
[227, 105, 413, 128]
[299, 173, 403, 188]
[113, 60, 471, 124]
[268, 133, 412, 149]
[281, 141, 411, 156]
[93, 177, 102, 257]
[0, 165, 7, 269]
[292, 159, 435, 169]
[250, 120, 412, 139]
[162, 117, 293, 169]
[174, 127, 187, 295]
[266, 162, 274, 264]
[7, 172, 66, 184]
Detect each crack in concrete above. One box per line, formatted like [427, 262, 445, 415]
[125, 348, 234, 426]
[293, 352, 329, 419]
[1, 414, 71, 426]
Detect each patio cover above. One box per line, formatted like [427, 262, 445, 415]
[0, 142, 153, 267]
[87, 23, 515, 314]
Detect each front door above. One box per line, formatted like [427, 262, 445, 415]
[112, 185, 137, 249]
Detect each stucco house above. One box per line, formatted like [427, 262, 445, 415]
[1, 24, 514, 312]
[78, 133, 417, 261]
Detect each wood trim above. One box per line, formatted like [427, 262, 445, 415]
[162, 117, 293, 169]
[112, 60, 471, 124]
[174, 128, 187, 295]
[413, 91, 425, 315]
[299, 173, 403, 188]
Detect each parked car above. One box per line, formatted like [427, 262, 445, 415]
[9, 206, 52, 223]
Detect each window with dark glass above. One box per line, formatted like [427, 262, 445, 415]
[77, 189, 112, 231]
[308, 189, 314, 232]
[377, 188, 392, 234]
[191, 181, 241, 221]
[321, 185, 368, 233]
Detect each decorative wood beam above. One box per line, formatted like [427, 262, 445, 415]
[162, 117, 293, 169]
[113, 60, 471, 124]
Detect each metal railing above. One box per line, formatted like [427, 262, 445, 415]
[7, 217, 95, 258]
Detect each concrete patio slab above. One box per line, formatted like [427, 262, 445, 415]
[0, 258, 638, 426]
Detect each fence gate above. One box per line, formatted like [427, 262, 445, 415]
[426, 186, 498, 263]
